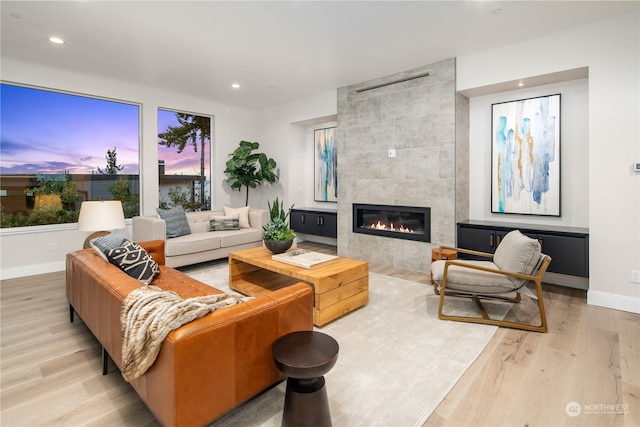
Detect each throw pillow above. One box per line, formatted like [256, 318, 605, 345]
[223, 206, 251, 229]
[90, 230, 129, 261]
[210, 214, 240, 231]
[106, 239, 160, 285]
[493, 230, 541, 286]
[156, 206, 191, 238]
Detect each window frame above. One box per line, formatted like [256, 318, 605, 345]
[157, 107, 213, 212]
[0, 81, 142, 232]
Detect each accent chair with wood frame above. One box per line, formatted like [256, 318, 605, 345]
[431, 230, 552, 333]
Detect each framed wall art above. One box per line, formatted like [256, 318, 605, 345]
[491, 94, 561, 216]
[314, 126, 338, 202]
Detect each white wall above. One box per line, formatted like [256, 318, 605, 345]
[257, 90, 338, 211]
[289, 120, 338, 208]
[457, 12, 640, 313]
[468, 79, 589, 227]
[0, 58, 259, 279]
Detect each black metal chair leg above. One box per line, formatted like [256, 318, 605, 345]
[102, 347, 109, 375]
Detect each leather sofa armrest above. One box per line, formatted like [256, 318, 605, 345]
[138, 240, 166, 265]
[132, 215, 166, 242]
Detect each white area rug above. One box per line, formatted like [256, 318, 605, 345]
[181, 262, 509, 427]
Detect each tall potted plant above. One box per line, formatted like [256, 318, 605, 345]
[262, 197, 296, 254]
[224, 140, 278, 206]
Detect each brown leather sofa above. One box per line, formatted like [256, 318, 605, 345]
[66, 240, 313, 427]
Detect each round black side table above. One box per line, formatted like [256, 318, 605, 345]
[272, 331, 339, 427]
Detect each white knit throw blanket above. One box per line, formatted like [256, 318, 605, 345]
[120, 285, 250, 382]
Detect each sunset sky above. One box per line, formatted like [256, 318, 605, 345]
[1, 84, 210, 178]
[158, 109, 210, 178]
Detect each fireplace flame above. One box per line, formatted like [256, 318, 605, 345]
[368, 221, 415, 233]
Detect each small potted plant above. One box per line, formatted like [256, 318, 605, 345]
[262, 197, 296, 254]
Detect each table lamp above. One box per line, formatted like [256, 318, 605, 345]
[77, 200, 127, 249]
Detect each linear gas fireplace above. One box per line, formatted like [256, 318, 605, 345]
[352, 204, 431, 242]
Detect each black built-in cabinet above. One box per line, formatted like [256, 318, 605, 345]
[457, 220, 589, 278]
[290, 208, 337, 238]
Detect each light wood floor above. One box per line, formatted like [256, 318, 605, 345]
[1, 242, 638, 426]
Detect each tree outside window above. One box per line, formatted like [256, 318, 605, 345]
[157, 109, 212, 211]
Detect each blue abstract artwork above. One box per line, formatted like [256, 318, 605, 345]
[314, 127, 337, 202]
[491, 94, 560, 216]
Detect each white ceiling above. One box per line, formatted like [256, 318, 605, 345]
[2, 1, 638, 109]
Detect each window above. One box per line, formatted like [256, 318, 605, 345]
[0, 83, 140, 228]
[157, 109, 212, 211]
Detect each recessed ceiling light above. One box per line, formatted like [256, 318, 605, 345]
[231, 83, 240, 89]
[518, 81, 524, 87]
[48, 36, 65, 44]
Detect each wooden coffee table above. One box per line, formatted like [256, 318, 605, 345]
[228, 246, 368, 326]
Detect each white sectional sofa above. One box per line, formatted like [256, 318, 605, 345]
[132, 208, 268, 268]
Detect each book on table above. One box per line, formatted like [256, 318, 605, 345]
[271, 250, 338, 269]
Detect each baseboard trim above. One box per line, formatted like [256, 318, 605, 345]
[0, 261, 65, 280]
[587, 290, 640, 314]
[543, 272, 589, 290]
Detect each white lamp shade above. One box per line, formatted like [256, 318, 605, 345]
[77, 201, 126, 232]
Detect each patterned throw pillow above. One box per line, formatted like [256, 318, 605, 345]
[156, 206, 191, 238]
[90, 231, 129, 261]
[106, 239, 160, 285]
[223, 206, 251, 229]
[210, 214, 240, 231]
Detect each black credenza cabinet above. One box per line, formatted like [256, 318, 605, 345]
[290, 208, 337, 238]
[457, 220, 589, 278]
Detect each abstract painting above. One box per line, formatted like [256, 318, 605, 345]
[314, 127, 338, 202]
[491, 94, 561, 216]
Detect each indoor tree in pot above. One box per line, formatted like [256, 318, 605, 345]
[262, 197, 296, 254]
[224, 140, 278, 207]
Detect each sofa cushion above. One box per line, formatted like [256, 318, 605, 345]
[182, 211, 215, 234]
[219, 228, 263, 248]
[90, 230, 129, 261]
[106, 239, 160, 285]
[224, 206, 251, 228]
[210, 214, 240, 231]
[157, 206, 191, 238]
[165, 233, 222, 257]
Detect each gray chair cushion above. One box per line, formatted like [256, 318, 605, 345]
[431, 260, 517, 294]
[493, 230, 541, 286]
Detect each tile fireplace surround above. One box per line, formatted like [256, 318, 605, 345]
[336, 58, 469, 272]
